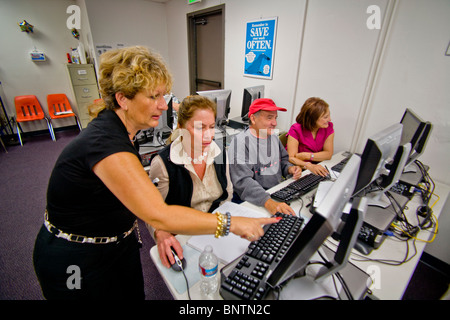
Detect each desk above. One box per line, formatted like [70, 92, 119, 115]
[242, 152, 449, 299]
[150, 234, 224, 300]
[149, 151, 449, 300]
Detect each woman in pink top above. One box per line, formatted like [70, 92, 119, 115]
[286, 97, 334, 176]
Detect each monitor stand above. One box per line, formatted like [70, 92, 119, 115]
[228, 116, 249, 130]
[271, 246, 371, 300]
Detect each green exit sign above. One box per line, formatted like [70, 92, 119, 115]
[188, 0, 202, 4]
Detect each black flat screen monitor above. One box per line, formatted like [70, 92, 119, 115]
[266, 154, 363, 288]
[367, 142, 411, 208]
[197, 89, 232, 127]
[413, 121, 432, 159]
[136, 95, 173, 145]
[401, 109, 433, 173]
[241, 85, 264, 120]
[353, 123, 403, 197]
[400, 108, 426, 149]
[154, 95, 174, 131]
[399, 108, 429, 168]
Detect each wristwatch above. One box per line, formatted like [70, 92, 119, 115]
[310, 153, 314, 161]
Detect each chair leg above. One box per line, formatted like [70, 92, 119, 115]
[45, 117, 56, 142]
[14, 120, 24, 146]
[17, 130, 23, 147]
[74, 115, 82, 132]
[0, 135, 7, 153]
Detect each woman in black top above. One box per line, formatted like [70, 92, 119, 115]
[33, 46, 278, 300]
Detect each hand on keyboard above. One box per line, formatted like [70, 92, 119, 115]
[231, 215, 282, 242]
[264, 198, 296, 216]
[306, 163, 329, 177]
[288, 165, 302, 180]
[220, 212, 305, 300]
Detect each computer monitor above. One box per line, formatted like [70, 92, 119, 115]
[266, 154, 364, 288]
[136, 95, 173, 146]
[197, 89, 232, 127]
[400, 108, 426, 150]
[241, 85, 264, 120]
[366, 142, 411, 208]
[155, 95, 174, 131]
[352, 123, 403, 198]
[412, 121, 432, 162]
[399, 108, 431, 173]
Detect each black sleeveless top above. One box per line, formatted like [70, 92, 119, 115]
[157, 144, 228, 213]
[46, 109, 139, 236]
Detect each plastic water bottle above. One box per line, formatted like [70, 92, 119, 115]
[199, 245, 219, 296]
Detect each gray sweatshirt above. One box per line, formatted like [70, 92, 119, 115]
[228, 129, 293, 207]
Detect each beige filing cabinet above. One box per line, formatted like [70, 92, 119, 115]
[66, 64, 100, 128]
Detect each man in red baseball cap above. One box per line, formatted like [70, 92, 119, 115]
[248, 98, 287, 117]
[248, 98, 287, 138]
[228, 98, 302, 216]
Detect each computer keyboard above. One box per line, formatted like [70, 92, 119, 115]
[331, 155, 352, 173]
[270, 173, 328, 203]
[220, 212, 304, 300]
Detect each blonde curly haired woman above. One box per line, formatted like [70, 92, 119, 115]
[33, 46, 279, 299]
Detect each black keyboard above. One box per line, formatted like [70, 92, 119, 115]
[220, 212, 304, 300]
[270, 173, 328, 203]
[331, 154, 352, 173]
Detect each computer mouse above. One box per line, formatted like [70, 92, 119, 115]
[353, 240, 373, 256]
[170, 248, 187, 272]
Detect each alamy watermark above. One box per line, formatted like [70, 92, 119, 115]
[367, 5, 381, 30]
[66, 265, 81, 290]
[366, 264, 381, 290]
[66, 5, 81, 30]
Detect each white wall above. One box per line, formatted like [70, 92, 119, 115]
[84, 0, 169, 66]
[0, 0, 85, 130]
[356, 0, 450, 185]
[293, 0, 389, 154]
[165, 0, 306, 132]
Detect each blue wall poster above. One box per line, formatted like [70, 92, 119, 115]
[244, 17, 278, 79]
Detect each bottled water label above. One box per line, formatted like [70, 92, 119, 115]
[199, 264, 218, 277]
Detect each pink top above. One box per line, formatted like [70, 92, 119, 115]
[287, 122, 334, 153]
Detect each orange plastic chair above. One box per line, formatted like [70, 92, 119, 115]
[47, 94, 82, 135]
[14, 95, 55, 146]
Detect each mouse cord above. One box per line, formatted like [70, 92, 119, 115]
[181, 268, 191, 300]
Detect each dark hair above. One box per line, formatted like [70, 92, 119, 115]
[295, 97, 329, 132]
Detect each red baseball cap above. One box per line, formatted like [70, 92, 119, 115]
[248, 98, 287, 117]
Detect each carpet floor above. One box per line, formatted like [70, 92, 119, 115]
[0, 129, 172, 300]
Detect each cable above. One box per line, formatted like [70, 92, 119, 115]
[180, 267, 191, 300]
[350, 237, 417, 266]
[316, 249, 354, 300]
[335, 272, 354, 300]
[383, 160, 439, 243]
[173, 250, 191, 300]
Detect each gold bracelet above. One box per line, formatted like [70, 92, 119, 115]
[215, 212, 224, 238]
[214, 212, 229, 238]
